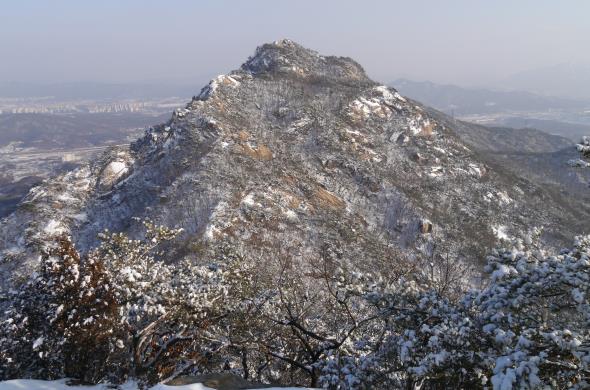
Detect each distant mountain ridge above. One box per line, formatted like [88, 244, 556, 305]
[391, 78, 587, 115]
[502, 62, 590, 100]
[0, 81, 207, 100]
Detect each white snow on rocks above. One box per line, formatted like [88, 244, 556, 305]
[43, 219, 65, 236]
[98, 154, 133, 192]
[490, 263, 517, 282]
[287, 116, 312, 132]
[104, 161, 128, 179]
[32, 336, 44, 350]
[198, 74, 241, 100]
[373, 85, 406, 102]
[493, 225, 511, 241]
[203, 201, 229, 241]
[283, 209, 299, 222]
[485, 191, 512, 206]
[204, 224, 219, 241]
[408, 117, 431, 135]
[468, 163, 483, 178]
[241, 192, 258, 208]
[576, 136, 590, 153]
[348, 86, 405, 121]
[428, 166, 444, 178]
[568, 158, 590, 168]
[496, 191, 512, 205]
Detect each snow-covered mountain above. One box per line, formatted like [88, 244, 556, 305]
[2, 39, 590, 390]
[1, 39, 589, 289]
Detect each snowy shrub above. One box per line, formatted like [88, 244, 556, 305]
[0, 236, 94, 380]
[314, 235, 590, 389]
[0, 220, 232, 385]
[577, 136, 590, 159]
[2, 226, 589, 389]
[569, 136, 590, 167]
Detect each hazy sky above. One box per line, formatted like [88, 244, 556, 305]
[2, 0, 590, 87]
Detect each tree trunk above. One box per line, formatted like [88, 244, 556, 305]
[241, 348, 249, 379]
[310, 367, 318, 388]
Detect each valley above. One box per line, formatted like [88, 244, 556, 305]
[392, 78, 590, 141]
[0, 106, 178, 217]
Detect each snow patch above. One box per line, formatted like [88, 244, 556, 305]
[57, 193, 79, 203]
[348, 86, 406, 121]
[0, 379, 312, 390]
[284, 209, 299, 222]
[288, 116, 312, 131]
[428, 166, 444, 178]
[468, 163, 483, 178]
[493, 225, 510, 241]
[204, 224, 219, 241]
[0, 380, 213, 390]
[44, 220, 65, 236]
[374, 85, 405, 102]
[106, 161, 128, 176]
[496, 191, 512, 205]
[485, 191, 512, 206]
[491, 264, 516, 282]
[241, 193, 257, 207]
[568, 158, 590, 168]
[198, 74, 241, 99]
[432, 146, 447, 155]
[99, 160, 130, 189]
[32, 337, 44, 350]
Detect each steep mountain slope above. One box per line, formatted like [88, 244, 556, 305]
[2, 40, 589, 289]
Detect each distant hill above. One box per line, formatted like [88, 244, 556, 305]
[488, 117, 590, 142]
[502, 62, 590, 101]
[0, 81, 206, 100]
[424, 105, 590, 198]
[0, 112, 170, 150]
[390, 78, 587, 115]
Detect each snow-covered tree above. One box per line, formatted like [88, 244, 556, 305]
[1, 236, 89, 380]
[578, 136, 590, 159]
[569, 136, 590, 167]
[314, 235, 590, 389]
[0, 220, 232, 385]
[3, 222, 589, 389]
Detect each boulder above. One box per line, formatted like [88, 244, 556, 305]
[420, 219, 433, 234]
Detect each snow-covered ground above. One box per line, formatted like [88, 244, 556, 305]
[0, 380, 207, 390]
[0, 379, 308, 390]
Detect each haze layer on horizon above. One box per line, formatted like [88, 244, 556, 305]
[1, 0, 589, 91]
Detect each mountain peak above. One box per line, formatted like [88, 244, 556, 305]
[240, 39, 372, 84]
[3, 40, 588, 304]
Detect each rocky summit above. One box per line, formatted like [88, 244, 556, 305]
[1, 39, 589, 288]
